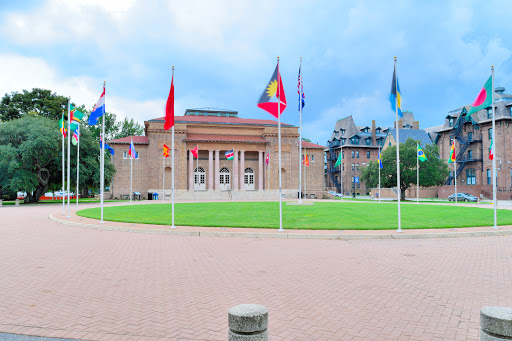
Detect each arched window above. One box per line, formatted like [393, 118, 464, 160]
[219, 167, 230, 191]
[244, 168, 254, 190]
[194, 167, 206, 190]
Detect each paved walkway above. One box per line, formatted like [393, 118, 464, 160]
[1, 201, 512, 340]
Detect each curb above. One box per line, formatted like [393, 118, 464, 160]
[48, 214, 512, 240]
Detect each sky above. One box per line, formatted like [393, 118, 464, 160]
[1, 0, 512, 146]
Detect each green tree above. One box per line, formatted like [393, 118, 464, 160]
[115, 117, 144, 139]
[360, 138, 449, 200]
[0, 88, 68, 122]
[301, 137, 312, 143]
[86, 112, 121, 141]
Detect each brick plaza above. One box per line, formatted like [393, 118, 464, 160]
[1, 203, 512, 340]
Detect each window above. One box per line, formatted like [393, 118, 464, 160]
[352, 163, 355, 171]
[468, 150, 473, 159]
[123, 151, 128, 159]
[363, 127, 369, 133]
[341, 129, 345, 134]
[487, 169, 491, 185]
[356, 151, 359, 158]
[466, 168, 476, 185]
[366, 138, 371, 145]
[510, 106, 512, 116]
[341, 138, 346, 145]
[351, 150, 355, 158]
[342, 151, 345, 158]
[342, 163, 344, 171]
[488, 128, 493, 140]
[351, 136, 359, 145]
[356, 163, 359, 171]
[448, 117, 455, 127]
[376, 128, 381, 134]
[468, 132, 473, 141]
[487, 107, 493, 119]
[357, 183, 360, 189]
[367, 151, 371, 158]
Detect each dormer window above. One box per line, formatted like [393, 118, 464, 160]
[341, 138, 346, 145]
[448, 117, 455, 127]
[351, 136, 360, 145]
[363, 127, 369, 133]
[366, 137, 372, 145]
[341, 129, 345, 134]
[487, 107, 493, 119]
[376, 128, 381, 134]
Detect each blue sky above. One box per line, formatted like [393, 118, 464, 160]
[1, 0, 511, 146]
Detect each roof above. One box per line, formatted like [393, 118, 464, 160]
[387, 129, 432, 146]
[148, 115, 293, 127]
[184, 134, 268, 144]
[108, 136, 149, 144]
[328, 115, 387, 147]
[302, 141, 326, 149]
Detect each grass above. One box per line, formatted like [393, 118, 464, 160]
[76, 201, 512, 230]
[1, 198, 127, 205]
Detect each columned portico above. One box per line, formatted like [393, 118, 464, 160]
[233, 151, 239, 190]
[188, 150, 194, 190]
[214, 150, 220, 191]
[239, 151, 245, 191]
[258, 151, 264, 190]
[208, 150, 213, 191]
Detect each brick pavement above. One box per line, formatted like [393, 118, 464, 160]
[1, 202, 512, 340]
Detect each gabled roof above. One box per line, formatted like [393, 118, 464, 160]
[148, 115, 293, 127]
[184, 134, 267, 144]
[302, 141, 326, 149]
[387, 129, 432, 146]
[109, 136, 149, 144]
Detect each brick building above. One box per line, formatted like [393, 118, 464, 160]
[108, 109, 326, 200]
[433, 87, 512, 199]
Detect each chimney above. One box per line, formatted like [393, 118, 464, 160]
[398, 120, 403, 129]
[413, 121, 419, 130]
[495, 87, 505, 94]
[372, 120, 376, 145]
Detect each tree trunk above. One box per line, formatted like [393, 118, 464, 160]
[24, 164, 51, 203]
[401, 188, 406, 201]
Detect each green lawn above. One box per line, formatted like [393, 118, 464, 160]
[1, 198, 127, 205]
[76, 201, 512, 230]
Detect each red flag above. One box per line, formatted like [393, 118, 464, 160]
[191, 146, 198, 158]
[163, 144, 170, 158]
[257, 61, 287, 118]
[164, 75, 174, 130]
[303, 150, 310, 167]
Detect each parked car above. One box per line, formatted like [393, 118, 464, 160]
[448, 193, 478, 202]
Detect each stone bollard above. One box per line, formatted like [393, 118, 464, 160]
[228, 304, 268, 341]
[15, 199, 20, 206]
[481, 306, 512, 340]
[0, 200, 2, 207]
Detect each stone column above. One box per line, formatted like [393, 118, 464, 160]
[258, 151, 264, 190]
[481, 306, 512, 340]
[215, 150, 220, 191]
[188, 150, 194, 191]
[233, 151, 239, 190]
[240, 150, 245, 191]
[208, 150, 213, 191]
[228, 304, 268, 341]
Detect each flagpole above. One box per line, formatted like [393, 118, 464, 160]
[100, 81, 105, 223]
[171, 66, 176, 228]
[267, 149, 270, 201]
[454, 139, 457, 205]
[278, 57, 283, 232]
[492, 65, 497, 229]
[67, 97, 71, 217]
[378, 146, 381, 203]
[196, 144, 198, 202]
[162, 149, 165, 202]
[298, 57, 303, 203]
[417, 143, 419, 204]
[62, 112, 65, 214]
[232, 146, 235, 201]
[340, 147, 343, 199]
[76, 124, 80, 208]
[130, 138, 133, 205]
[395, 57, 402, 232]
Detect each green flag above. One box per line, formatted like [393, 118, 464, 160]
[417, 144, 427, 162]
[468, 76, 492, 118]
[334, 152, 342, 167]
[69, 104, 84, 131]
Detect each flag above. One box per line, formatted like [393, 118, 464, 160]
[334, 152, 342, 168]
[59, 114, 67, 137]
[164, 74, 174, 130]
[378, 149, 383, 169]
[298, 65, 305, 109]
[69, 105, 85, 131]
[265, 151, 269, 168]
[99, 139, 115, 155]
[468, 75, 492, 118]
[303, 150, 309, 166]
[390, 64, 403, 117]
[257, 62, 287, 118]
[448, 141, 456, 163]
[128, 140, 136, 158]
[72, 127, 79, 146]
[88, 87, 106, 125]
[225, 149, 234, 160]
[191, 146, 198, 158]
[417, 144, 427, 162]
[163, 144, 170, 158]
[489, 139, 494, 160]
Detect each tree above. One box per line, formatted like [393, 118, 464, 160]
[0, 88, 68, 122]
[360, 138, 449, 200]
[301, 137, 312, 143]
[115, 117, 144, 139]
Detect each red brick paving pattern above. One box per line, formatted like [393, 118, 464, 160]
[1, 203, 512, 340]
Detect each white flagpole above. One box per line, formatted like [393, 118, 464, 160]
[454, 139, 457, 205]
[378, 146, 381, 203]
[417, 144, 419, 204]
[298, 57, 303, 203]
[492, 66, 497, 229]
[267, 149, 270, 201]
[171, 126, 175, 228]
[278, 57, 283, 232]
[76, 124, 80, 208]
[340, 147, 343, 199]
[62, 112, 65, 214]
[162, 148, 165, 202]
[100, 81, 105, 223]
[67, 97, 71, 217]
[130, 138, 133, 205]
[195, 144, 198, 202]
[395, 57, 402, 232]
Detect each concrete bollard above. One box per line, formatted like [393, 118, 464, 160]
[228, 304, 268, 341]
[481, 306, 512, 340]
[15, 199, 20, 206]
[0, 200, 2, 207]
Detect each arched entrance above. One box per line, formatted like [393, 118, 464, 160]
[194, 167, 206, 190]
[219, 167, 230, 191]
[244, 168, 254, 190]
[281, 168, 287, 189]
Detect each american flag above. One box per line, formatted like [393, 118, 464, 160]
[298, 65, 305, 109]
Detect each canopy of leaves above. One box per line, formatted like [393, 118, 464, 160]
[0, 88, 68, 122]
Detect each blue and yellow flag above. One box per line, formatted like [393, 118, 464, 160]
[378, 149, 383, 169]
[417, 144, 427, 162]
[390, 64, 403, 117]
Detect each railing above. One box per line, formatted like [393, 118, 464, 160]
[457, 153, 483, 162]
[328, 140, 340, 148]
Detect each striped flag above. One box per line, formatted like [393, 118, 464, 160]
[298, 65, 305, 109]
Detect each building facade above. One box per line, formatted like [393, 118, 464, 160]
[108, 109, 326, 200]
[433, 87, 512, 199]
